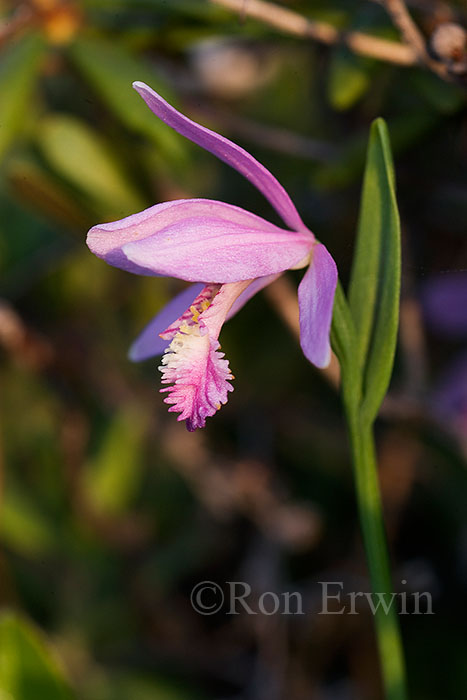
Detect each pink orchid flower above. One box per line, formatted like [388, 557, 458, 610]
[87, 82, 338, 431]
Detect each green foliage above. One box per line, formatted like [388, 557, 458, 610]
[327, 49, 373, 111]
[83, 407, 147, 516]
[0, 34, 44, 162]
[36, 114, 145, 219]
[0, 488, 56, 557]
[347, 119, 400, 423]
[331, 119, 400, 425]
[69, 37, 187, 165]
[0, 613, 74, 700]
[0, 2, 465, 698]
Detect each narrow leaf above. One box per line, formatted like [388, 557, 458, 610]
[0, 613, 74, 700]
[82, 407, 146, 516]
[348, 118, 396, 367]
[331, 280, 361, 412]
[68, 37, 187, 164]
[331, 280, 356, 370]
[0, 33, 44, 161]
[328, 48, 372, 111]
[0, 487, 56, 557]
[349, 119, 401, 423]
[36, 115, 145, 218]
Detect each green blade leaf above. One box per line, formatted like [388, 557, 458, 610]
[0, 33, 45, 161]
[327, 48, 372, 111]
[0, 487, 56, 557]
[36, 114, 145, 218]
[82, 407, 147, 516]
[348, 118, 401, 423]
[0, 613, 74, 700]
[331, 280, 361, 412]
[331, 280, 356, 370]
[68, 36, 187, 165]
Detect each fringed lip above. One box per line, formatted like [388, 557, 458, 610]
[158, 281, 251, 430]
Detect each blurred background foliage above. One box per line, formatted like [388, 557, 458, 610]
[0, 0, 466, 698]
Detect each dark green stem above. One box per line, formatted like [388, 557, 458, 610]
[347, 408, 408, 700]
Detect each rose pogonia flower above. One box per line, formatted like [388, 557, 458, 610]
[87, 82, 337, 431]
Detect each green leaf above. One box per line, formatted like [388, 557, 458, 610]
[331, 281, 361, 413]
[36, 114, 145, 218]
[348, 118, 401, 423]
[327, 48, 372, 111]
[83, 407, 147, 516]
[0, 487, 56, 557]
[68, 36, 187, 164]
[0, 33, 45, 161]
[0, 612, 74, 700]
[331, 281, 356, 370]
[6, 156, 92, 230]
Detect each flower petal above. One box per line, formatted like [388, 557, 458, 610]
[159, 281, 251, 430]
[133, 81, 307, 233]
[298, 243, 337, 368]
[128, 283, 204, 361]
[87, 198, 286, 275]
[226, 273, 281, 320]
[122, 215, 313, 283]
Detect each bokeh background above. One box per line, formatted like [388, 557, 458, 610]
[0, 1, 466, 698]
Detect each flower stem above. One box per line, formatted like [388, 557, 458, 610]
[347, 409, 408, 700]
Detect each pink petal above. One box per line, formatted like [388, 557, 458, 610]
[226, 273, 281, 320]
[128, 283, 204, 361]
[87, 198, 312, 281]
[122, 216, 313, 283]
[159, 281, 251, 430]
[298, 243, 337, 368]
[133, 81, 307, 233]
[87, 198, 281, 275]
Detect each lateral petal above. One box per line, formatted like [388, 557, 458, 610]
[298, 243, 338, 369]
[133, 81, 307, 233]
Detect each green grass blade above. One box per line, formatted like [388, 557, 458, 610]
[347, 119, 400, 423]
[69, 36, 187, 165]
[0, 33, 45, 161]
[360, 120, 401, 423]
[0, 613, 74, 700]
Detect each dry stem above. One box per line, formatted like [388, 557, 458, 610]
[210, 0, 417, 65]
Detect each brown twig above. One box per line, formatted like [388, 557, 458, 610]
[0, 300, 54, 370]
[381, 0, 454, 78]
[210, 0, 417, 65]
[384, 0, 430, 57]
[0, 4, 34, 48]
